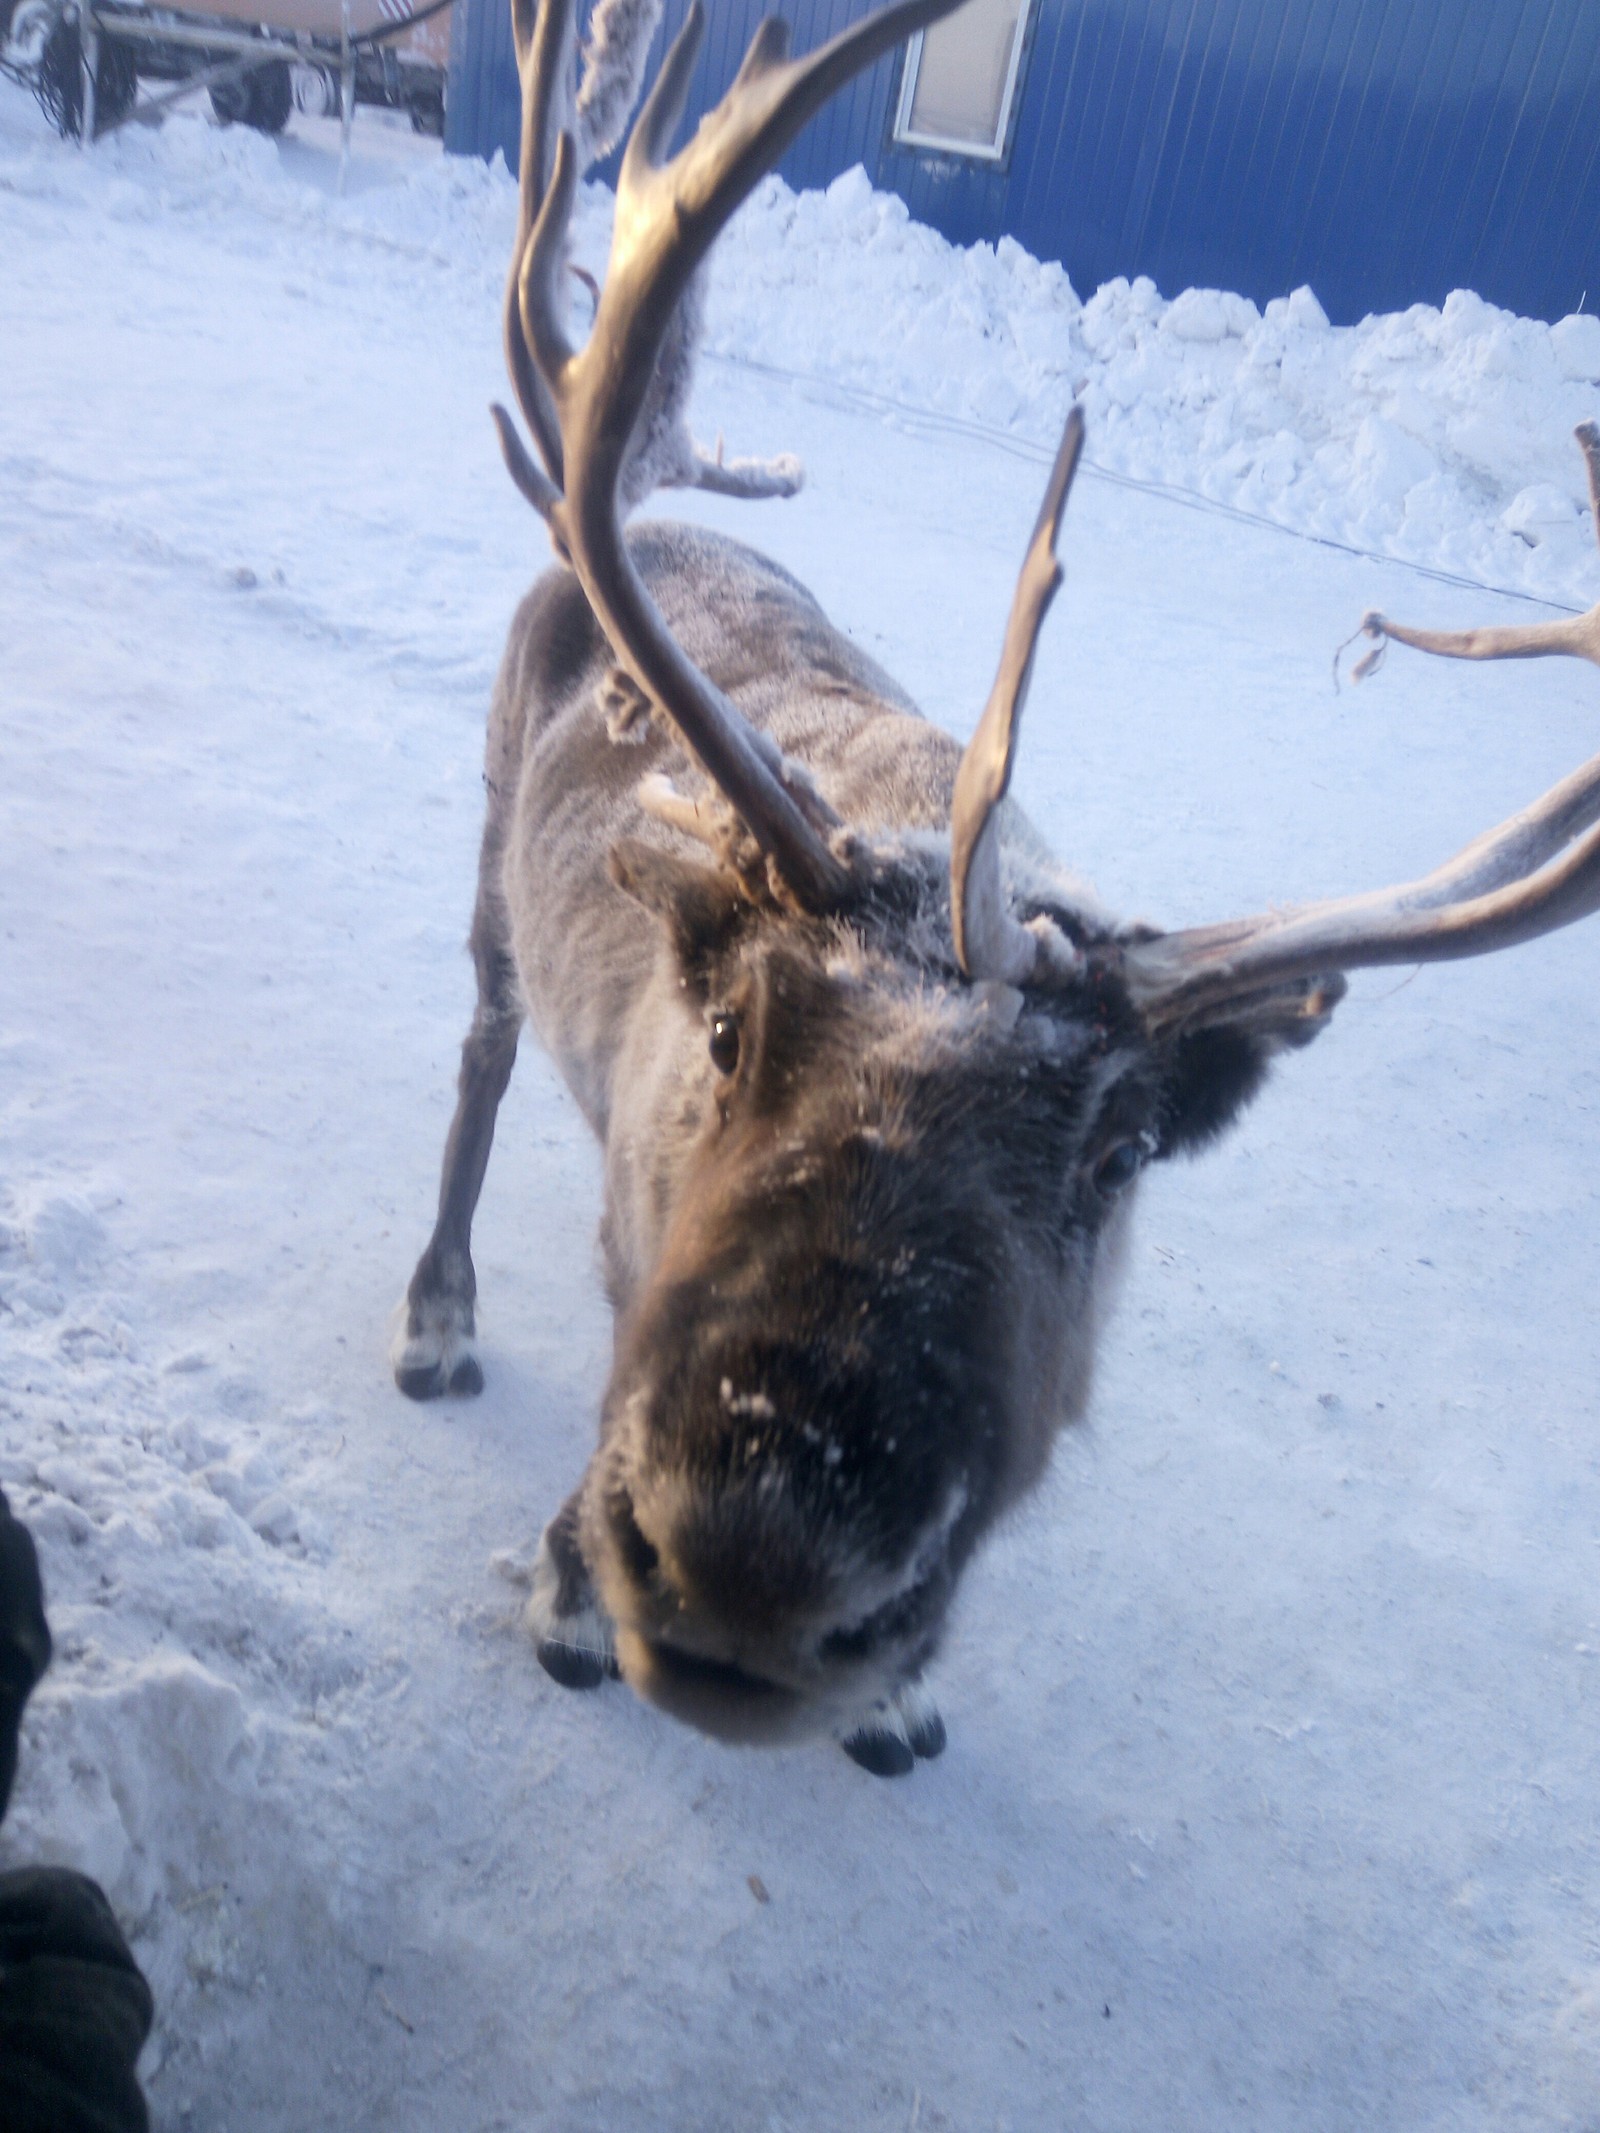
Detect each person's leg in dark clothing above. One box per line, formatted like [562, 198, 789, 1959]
[0, 1487, 153, 2133]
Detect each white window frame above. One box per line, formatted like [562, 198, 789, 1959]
[891, 0, 1033, 164]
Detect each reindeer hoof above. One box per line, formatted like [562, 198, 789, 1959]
[536, 1640, 609, 1691]
[392, 1299, 482, 1401]
[839, 1677, 945, 1776]
[394, 1349, 484, 1401]
[526, 1519, 618, 1691]
[396, 1360, 446, 1401]
[447, 1353, 484, 1396]
[906, 1705, 946, 1760]
[841, 1726, 915, 1778]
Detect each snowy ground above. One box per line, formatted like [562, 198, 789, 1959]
[2, 82, 1599, 2133]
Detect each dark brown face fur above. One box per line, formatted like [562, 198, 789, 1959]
[580, 850, 1274, 1745]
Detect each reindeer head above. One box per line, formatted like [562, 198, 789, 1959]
[572, 822, 1308, 1745]
[495, 0, 1600, 1763]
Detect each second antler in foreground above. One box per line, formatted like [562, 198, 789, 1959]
[396, 0, 1600, 1774]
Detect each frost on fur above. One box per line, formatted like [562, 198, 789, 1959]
[499, 0, 806, 522]
[613, 275, 806, 513]
[575, 0, 664, 169]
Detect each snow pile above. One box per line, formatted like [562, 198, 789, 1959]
[0, 1181, 370, 2092]
[4, 89, 1599, 613]
[708, 165, 1600, 605]
[0, 84, 519, 278]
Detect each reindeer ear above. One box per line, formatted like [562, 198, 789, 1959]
[609, 838, 747, 994]
[1154, 978, 1345, 1157]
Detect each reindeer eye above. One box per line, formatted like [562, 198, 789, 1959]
[1092, 1140, 1144, 1197]
[708, 1013, 740, 1075]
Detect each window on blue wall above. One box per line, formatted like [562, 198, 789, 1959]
[891, 0, 1031, 161]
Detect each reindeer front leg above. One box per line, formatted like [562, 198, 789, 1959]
[395, 827, 523, 1401]
[526, 1486, 619, 1688]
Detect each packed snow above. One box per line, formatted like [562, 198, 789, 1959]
[2, 76, 1598, 2133]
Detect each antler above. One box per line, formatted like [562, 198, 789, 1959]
[1123, 755, 1600, 1036]
[494, 0, 970, 913]
[500, 0, 573, 515]
[950, 407, 1085, 981]
[1124, 420, 1600, 1038]
[496, 0, 803, 527]
[1352, 422, 1600, 677]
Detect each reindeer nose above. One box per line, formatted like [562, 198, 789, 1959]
[598, 1473, 841, 1739]
[621, 1630, 799, 1735]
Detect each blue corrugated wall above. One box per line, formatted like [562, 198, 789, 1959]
[446, 0, 1600, 324]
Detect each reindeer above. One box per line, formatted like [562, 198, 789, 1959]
[394, 0, 1600, 1775]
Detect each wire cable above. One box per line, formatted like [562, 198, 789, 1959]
[706, 348, 1587, 617]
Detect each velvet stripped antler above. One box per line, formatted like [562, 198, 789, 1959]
[491, 0, 1600, 1024]
[1101, 423, 1600, 1041]
[492, 0, 980, 911]
[490, 0, 1085, 953]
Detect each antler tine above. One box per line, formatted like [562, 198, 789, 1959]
[950, 406, 1084, 981]
[1354, 423, 1600, 676]
[501, 0, 968, 915]
[498, 0, 576, 509]
[1123, 744, 1600, 1036]
[1413, 745, 1600, 903]
[490, 401, 563, 521]
[1355, 608, 1600, 670]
